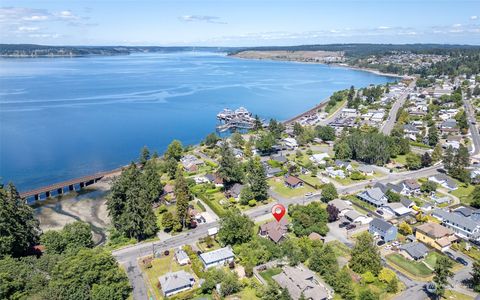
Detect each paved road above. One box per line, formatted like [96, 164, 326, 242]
[464, 96, 480, 157]
[381, 80, 416, 135]
[113, 164, 442, 299]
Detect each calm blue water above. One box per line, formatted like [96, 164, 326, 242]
[0, 52, 396, 191]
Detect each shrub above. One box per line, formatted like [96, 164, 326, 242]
[248, 199, 257, 207]
[362, 271, 375, 284]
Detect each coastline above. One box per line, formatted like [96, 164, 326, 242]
[228, 53, 405, 79]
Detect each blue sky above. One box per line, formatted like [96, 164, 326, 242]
[1, 0, 479, 46]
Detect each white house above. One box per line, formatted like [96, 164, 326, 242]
[309, 153, 330, 164]
[325, 167, 346, 179]
[283, 138, 298, 149]
[159, 270, 195, 297]
[199, 246, 235, 268]
[175, 248, 190, 266]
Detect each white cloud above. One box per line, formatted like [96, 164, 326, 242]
[179, 15, 226, 24]
[471, 15, 478, 20]
[18, 26, 39, 32]
[452, 23, 462, 27]
[377, 26, 390, 30]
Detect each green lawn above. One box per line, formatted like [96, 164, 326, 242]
[326, 98, 347, 117]
[450, 182, 475, 205]
[259, 267, 282, 285]
[443, 290, 475, 300]
[143, 252, 198, 300]
[386, 253, 432, 279]
[298, 174, 324, 188]
[393, 154, 407, 165]
[268, 178, 316, 198]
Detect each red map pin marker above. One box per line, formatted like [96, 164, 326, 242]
[271, 204, 286, 222]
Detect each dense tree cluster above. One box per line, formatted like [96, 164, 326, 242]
[218, 142, 244, 186]
[349, 232, 382, 276]
[218, 209, 254, 246]
[288, 202, 328, 236]
[107, 163, 159, 240]
[41, 221, 93, 254]
[444, 145, 470, 183]
[0, 183, 40, 258]
[334, 130, 410, 165]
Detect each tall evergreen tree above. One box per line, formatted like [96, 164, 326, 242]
[427, 124, 439, 147]
[218, 142, 244, 186]
[165, 140, 183, 161]
[433, 256, 453, 298]
[107, 164, 158, 240]
[139, 146, 150, 165]
[0, 183, 40, 258]
[141, 160, 163, 203]
[246, 158, 269, 201]
[174, 167, 191, 228]
[349, 232, 382, 275]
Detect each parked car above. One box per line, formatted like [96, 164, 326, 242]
[392, 241, 400, 247]
[456, 257, 468, 266]
[445, 251, 455, 260]
[376, 209, 384, 215]
[346, 224, 356, 230]
[339, 222, 350, 228]
[377, 240, 385, 246]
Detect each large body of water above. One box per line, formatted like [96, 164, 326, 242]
[0, 52, 396, 191]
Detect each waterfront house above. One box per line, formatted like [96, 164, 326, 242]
[400, 242, 429, 261]
[199, 246, 235, 269]
[259, 217, 289, 243]
[272, 264, 334, 300]
[369, 218, 397, 242]
[357, 187, 388, 207]
[415, 222, 457, 251]
[284, 175, 303, 189]
[175, 248, 190, 266]
[159, 270, 195, 297]
[431, 209, 480, 240]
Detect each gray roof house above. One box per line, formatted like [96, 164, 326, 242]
[428, 174, 458, 190]
[357, 187, 388, 207]
[401, 197, 414, 208]
[199, 246, 235, 269]
[226, 183, 243, 199]
[272, 264, 334, 300]
[400, 242, 429, 260]
[358, 164, 375, 175]
[175, 248, 190, 266]
[369, 218, 398, 242]
[431, 209, 480, 240]
[159, 270, 195, 297]
[403, 124, 420, 134]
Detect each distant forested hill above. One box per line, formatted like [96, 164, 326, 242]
[0, 44, 236, 57]
[229, 43, 480, 57]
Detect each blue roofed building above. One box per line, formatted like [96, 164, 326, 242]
[369, 218, 397, 242]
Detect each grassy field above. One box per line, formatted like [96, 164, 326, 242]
[327, 240, 351, 258]
[298, 174, 324, 188]
[386, 253, 432, 279]
[450, 182, 475, 205]
[268, 178, 316, 198]
[443, 290, 475, 300]
[393, 154, 407, 165]
[259, 267, 282, 285]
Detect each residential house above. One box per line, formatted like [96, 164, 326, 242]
[232, 148, 244, 159]
[401, 197, 415, 209]
[199, 246, 235, 269]
[430, 195, 451, 205]
[428, 174, 458, 190]
[335, 160, 353, 171]
[340, 108, 358, 118]
[357, 187, 388, 207]
[403, 124, 420, 140]
[271, 154, 288, 164]
[309, 153, 330, 165]
[284, 175, 304, 188]
[400, 242, 429, 261]
[180, 154, 204, 172]
[454, 207, 474, 218]
[162, 184, 176, 204]
[358, 164, 375, 176]
[402, 179, 421, 196]
[265, 166, 283, 178]
[159, 270, 195, 297]
[439, 119, 459, 134]
[371, 111, 385, 123]
[175, 248, 190, 266]
[415, 222, 457, 251]
[226, 183, 243, 199]
[259, 217, 289, 243]
[325, 167, 346, 179]
[369, 218, 398, 242]
[328, 199, 352, 216]
[381, 202, 411, 217]
[431, 209, 480, 240]
[344, 210, 371, 225]
[208, 227, 218, 237]
[205, 173, 224, 187]
[283, 138, 298, 149]
[272, 264, 334, 300]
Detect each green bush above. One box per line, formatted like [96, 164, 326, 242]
[248, 199, 257, 207]
[362, 271, 375, 284]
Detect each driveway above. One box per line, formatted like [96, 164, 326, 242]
[325, 221, 354, 248]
